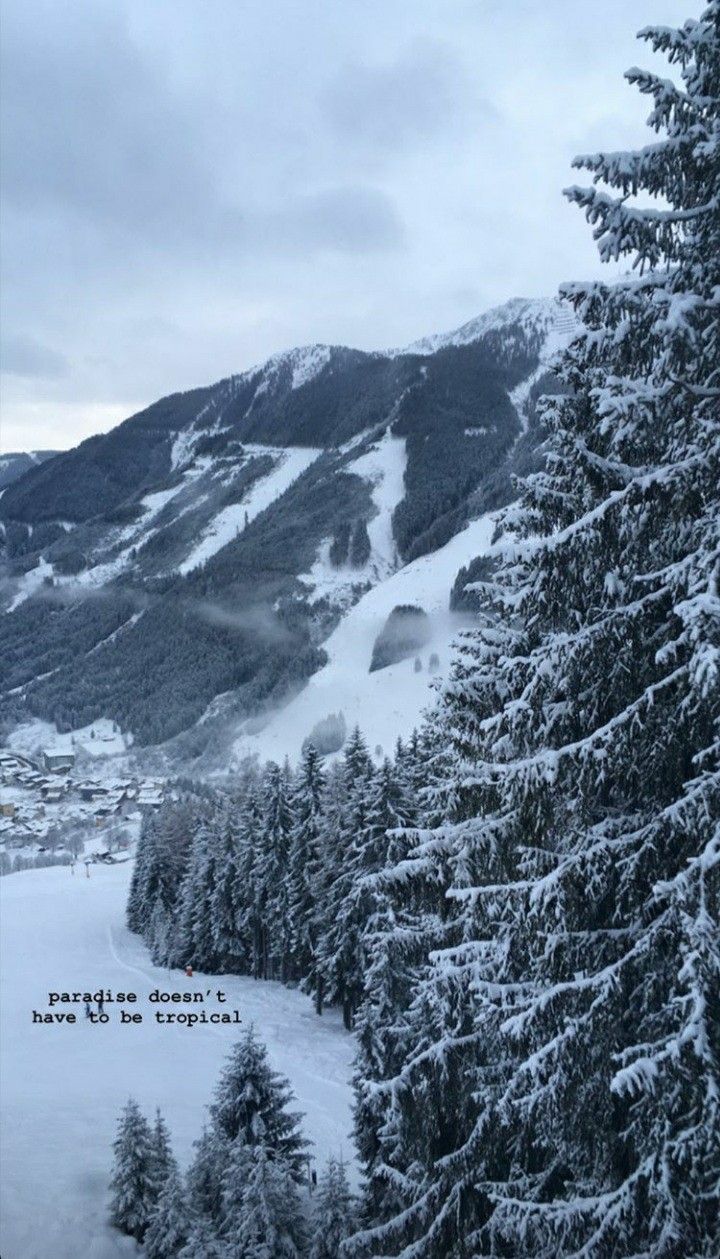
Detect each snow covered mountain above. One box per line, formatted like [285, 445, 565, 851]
[0, 297, 578, 762]
[398, 295, 574, 355]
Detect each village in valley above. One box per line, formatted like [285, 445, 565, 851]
[0, 718, 165, 872]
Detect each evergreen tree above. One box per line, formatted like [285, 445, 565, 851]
[178, 1213, 228, 1258]
[186, 1127, 232, 1227]
[351, 895, 421, 1228]
[350, 7, 720, 1255]
[175, 810, 222, 972]
[302, 761, 342, 1014]
[349, 519, 371, 567]
[150, 1107, 178, 1197]
[287, 744, 325, 982]
[329, 521, 351, 567]
[314, 734, 375, 1027]
[226, 1147, 307, 1258]
[108, 1098, 157, 1242]
[230, 783, 264, 974]
[128, 792, 212, 966]
[145, 1165, 192, 1259]
[210, 806, 247, 973]
[126, 810, 157, 934]
[327, 760, 415, 1031]
[309, 1157, 356, 1259]
[258, 762, 294, 980]
[343, 726, 374, 784]
[209, 1028, 310, 1180]
[218, 1134, 253, 1240]
[127, 798, 197, 944]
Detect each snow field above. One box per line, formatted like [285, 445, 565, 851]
[298, 429, 406, 603]
[235, 513, 496, 764]
[0, 862, 355, 1259]
[179, 446, 321, 574]
[8, 716, 131, 763]
[6, 556, 54, 613]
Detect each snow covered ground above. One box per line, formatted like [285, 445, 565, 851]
[235, 513, 496, 764]
[179, 446, 321, 574]
[0, 863, 355, 1259]
[8, 717, 131, 764]
[298, 430, 406, 603]
[349, 432, 406, 576]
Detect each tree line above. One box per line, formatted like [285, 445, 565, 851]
[128, 727, 428, 1032]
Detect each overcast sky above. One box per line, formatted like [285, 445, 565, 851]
[0, 0, 691, 452]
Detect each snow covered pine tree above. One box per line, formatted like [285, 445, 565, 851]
[310, 1157, 357, 1259]
[287, 744, 325, 983]
[208, 1026, 310, 1181]
[150, 1106, 178, 1193]
[225, 1146, 308, 1258]
[108, 1098, 158, 1243]
[144, 1165, 191, 1259]
[350, 6, 719, 1257]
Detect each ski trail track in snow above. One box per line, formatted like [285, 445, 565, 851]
[0, 863, 355, 1259]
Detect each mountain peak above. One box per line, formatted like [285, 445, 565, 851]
[246, 343, 337, 392]
[396, 295, 577, 357]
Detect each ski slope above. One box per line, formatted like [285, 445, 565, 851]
[0, 863, 355, 1259]
[179, 446, 321, 574]
[299, 430, 406, 602]
[235, 513, 496, 764]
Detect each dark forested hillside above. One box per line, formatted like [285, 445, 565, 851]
[0, 388, 215, 524]
[0, 450, 59, 492]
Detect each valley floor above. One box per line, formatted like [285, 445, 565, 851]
[0, 863, 355, 1259]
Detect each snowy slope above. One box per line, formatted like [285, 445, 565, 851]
[262, 344, 334, 391]
[179, 446, 321, 575]
[234, 512, 496, 764]
[349, 431, 406, 575]
[0, 863, 355, 1259]
[298, 430, 406, 602]
[47, 458, 216, 594]
[398, 295, 578, 357]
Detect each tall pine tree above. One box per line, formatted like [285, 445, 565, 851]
[108, 1098, 157, 1242]
[209, 1028, 310, 1181]
[309, 1156, 357, 1259]
[258, 761, 294, 980]
[225, 1146, 307, 1258]
[351, 6, 720, 1256]
[145, 1165, 192, 1259]
[287, 744, 325, 982]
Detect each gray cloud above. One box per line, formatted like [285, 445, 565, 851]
[0, 335, 69, 380]
[0, 0, 692, 453]
[265, 187, 405, 254]
[0, 0, 404, 273]
[0, 3, 213, 234]
[321, 39, 485, 152]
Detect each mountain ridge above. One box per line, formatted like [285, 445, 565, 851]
[0, 450, 59, 492]
[0, 295, 576, 758]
